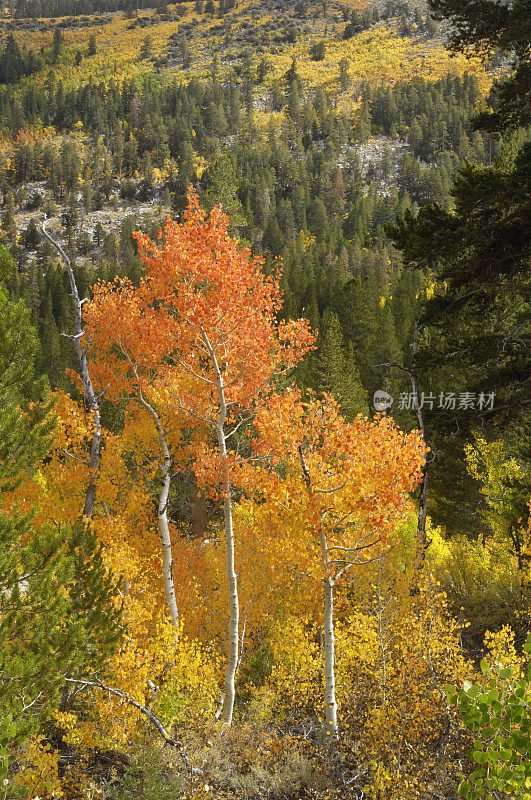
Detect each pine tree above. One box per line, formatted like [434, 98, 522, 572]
[388, 0, 531, 535]
[308, 311, 367, 419]
[202, 154, 245, 232]
[339, 57, 350, 90]
[24, 218, 40, 250]
[39, 292, 64, 388]
[52, 27, 63, 64]
[2, 192, 16, 247]
[0, 247, 123, 737]
[430, 0, 530, 130]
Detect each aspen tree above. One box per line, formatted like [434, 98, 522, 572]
[86, 191, 314, 724]
[249, 391, 427, 739]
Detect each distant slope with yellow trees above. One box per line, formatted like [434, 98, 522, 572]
[4, 0, 490, 99]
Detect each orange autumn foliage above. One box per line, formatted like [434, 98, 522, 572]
[85, 189, 315, 490]
[177, 390, 427, 656]
[87, 191, 313, 398]
[83, 191, 315, 645]
[6, 188, 450, 790]
[243, 389, 427, 585]
[81, 193, 427, 658]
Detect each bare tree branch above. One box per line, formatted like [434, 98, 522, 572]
[42, 219, 102, 518]
[64, 678, 202, 775]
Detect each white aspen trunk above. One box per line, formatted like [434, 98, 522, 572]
[298, 445, 338, 741]
[42, 224, 180, 631]
[157, 423, 179, 630]
[411, 366, 429, 579]
[201, 329, 239, 726]
[217, 423, 239, 726]
[322, 574, 338, 739]
[375, 323, 433, 593]
[42, 220, 103, 519]
[410, 322, 432, 589]
[135, 387, 179, 630]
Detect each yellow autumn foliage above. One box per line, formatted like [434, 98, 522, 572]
[15, 736, 63, 799]
[9, 6, 490, 101]
[265, 562, 472, 799]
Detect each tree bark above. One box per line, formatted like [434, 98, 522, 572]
[374, 323, 433, 588]
[217, 422, 239, 726]
[135, 389, 179, 630]
[410, 367, 429, 577]
[42, 220, 102, 519]
[410, 322, 431, 590]
[65, 678, 201, 775]
[156, 419, 179, 630]
[298, 445, 338, 740]
[322, 574, 338, 739]
[201, 329, 239, 726]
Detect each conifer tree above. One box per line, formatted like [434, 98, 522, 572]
[202, 154, 245, 232]
[308, 311, 367, 419]
[0, 245, 122, 737]
[52, 28, 63, 64]
[389, 0, 531, 534]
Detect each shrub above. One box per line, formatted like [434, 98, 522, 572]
[447, 630, 531, 800]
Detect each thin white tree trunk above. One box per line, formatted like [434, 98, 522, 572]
[298, 445, 338, 741]
[42, 220, 104, 519]
[410, 360, 430, 581]
[155, 419, 179, 631]
[134, 381, 179, 630]
[217, 422, 239, 726]
[201, 329, 239, 726]
[374, 322, 433, 593]
[322, 573, 338, 739]
[65, 677, 202, 775]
